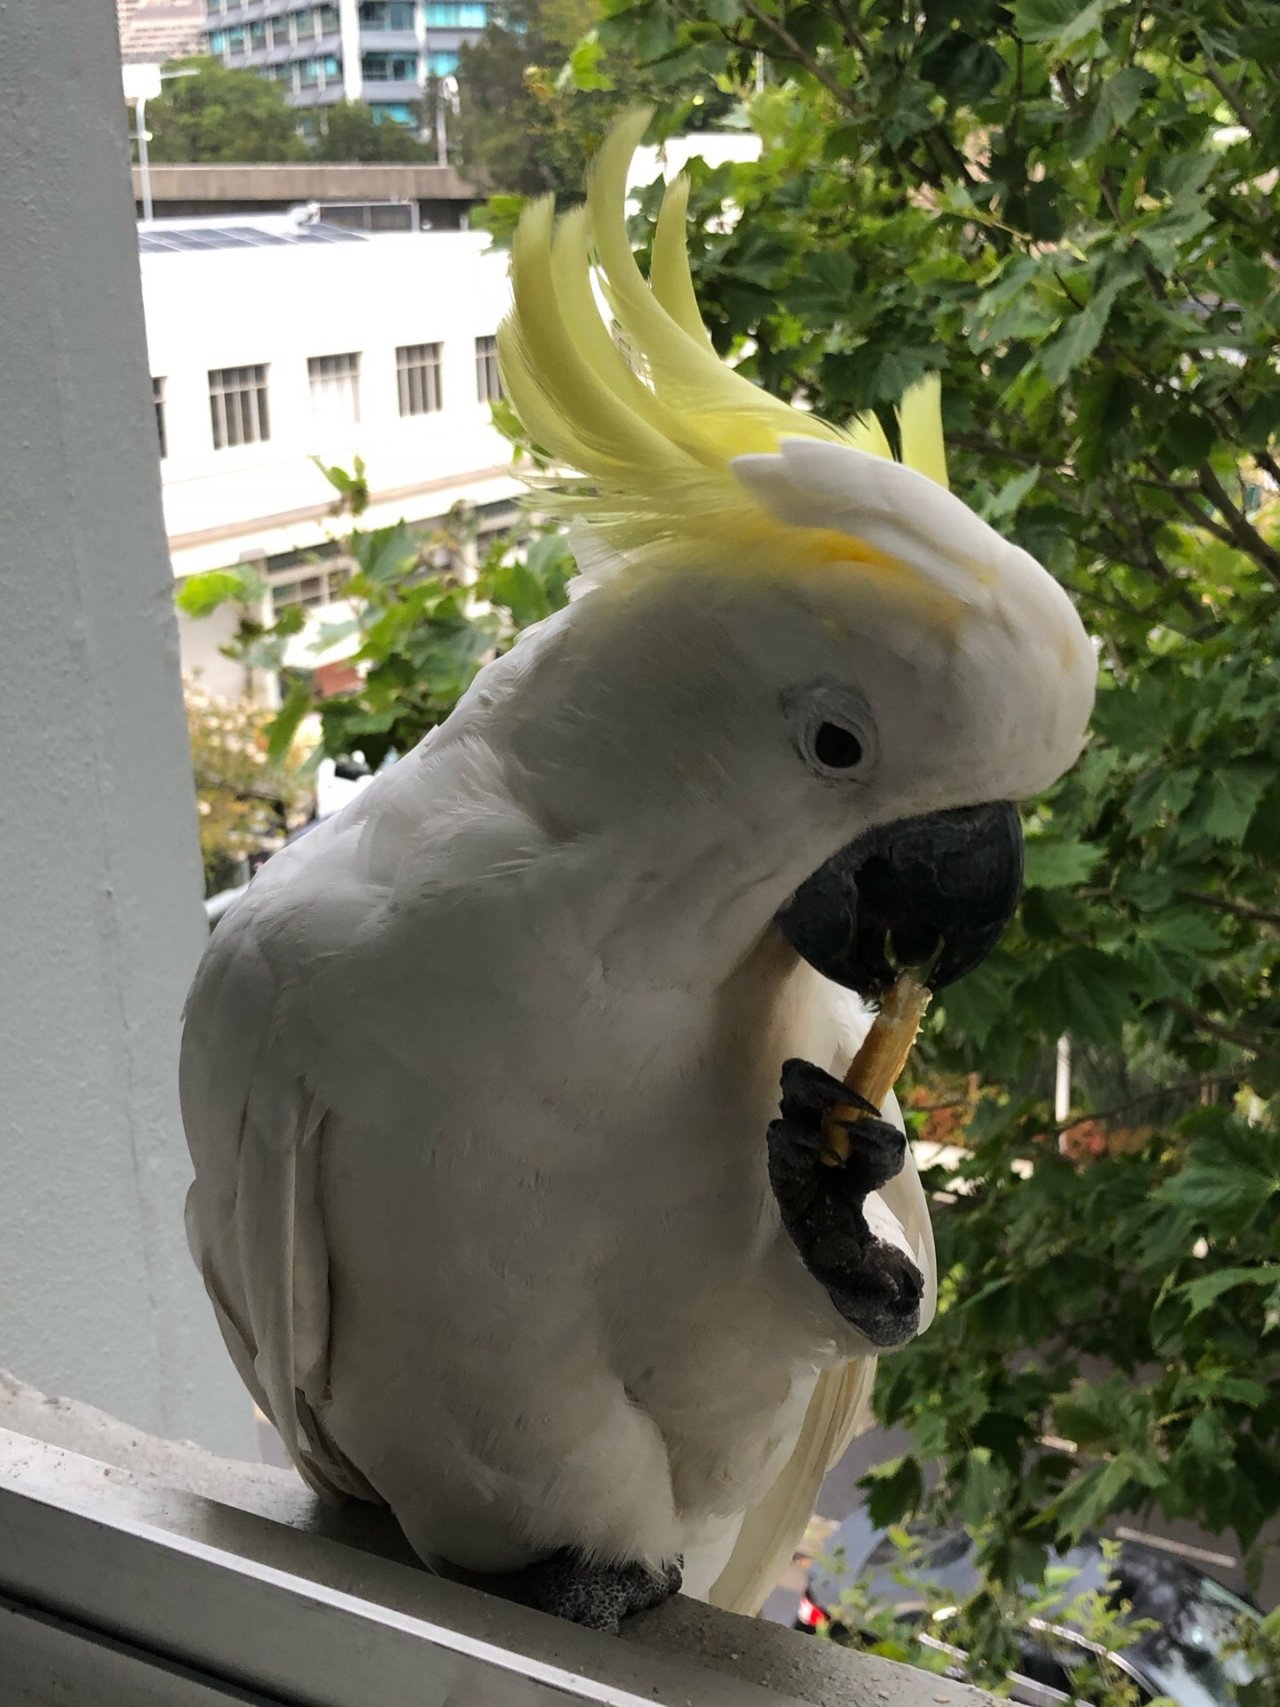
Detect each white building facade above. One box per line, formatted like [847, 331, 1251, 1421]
[201, 0, 494, 126]
[141, 217, 520, 699]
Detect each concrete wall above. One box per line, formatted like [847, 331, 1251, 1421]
[0, 0, 255, 1457]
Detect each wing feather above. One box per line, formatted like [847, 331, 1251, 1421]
[181, 909, 375, 1503]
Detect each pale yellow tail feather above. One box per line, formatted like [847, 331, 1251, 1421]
[707, 1360, 877, 1615]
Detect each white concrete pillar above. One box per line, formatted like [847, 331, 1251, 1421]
[340, 0, 364, 100]
[0, 1, 255, 1457]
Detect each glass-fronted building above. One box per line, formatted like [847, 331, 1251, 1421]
[202, 0, 493, 127]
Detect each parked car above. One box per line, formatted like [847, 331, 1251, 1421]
[798, 1512, 1261, 1706]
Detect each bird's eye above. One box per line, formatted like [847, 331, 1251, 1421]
[813, 722, 863, 770]
[789, 684, 878, 783]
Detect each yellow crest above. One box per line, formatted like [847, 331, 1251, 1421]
[498, 108, 950, 580]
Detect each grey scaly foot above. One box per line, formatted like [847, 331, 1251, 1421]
[505, 1550, 682, 1633]
[768, 1058, 923, 1348]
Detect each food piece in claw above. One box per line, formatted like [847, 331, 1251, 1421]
[822, 970, 932, 1166]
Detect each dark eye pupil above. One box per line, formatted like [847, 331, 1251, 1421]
[814, 722, 863, 769]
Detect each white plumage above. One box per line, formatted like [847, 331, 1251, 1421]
[181, 112, 1096, 1616]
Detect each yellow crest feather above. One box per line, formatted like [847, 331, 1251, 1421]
[498, 107, 951, 578]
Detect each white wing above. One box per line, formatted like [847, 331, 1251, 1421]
[181, 868, 376, 1503]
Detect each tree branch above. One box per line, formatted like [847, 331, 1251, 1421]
[1200, 56, 1259, 136]
[1055, 1074, 1243, 1134]
[1183, 892, 1280, 931]
[1165, 999, 1274, 1056]
[1196, 461, 1280, 588]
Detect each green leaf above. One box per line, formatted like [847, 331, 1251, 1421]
[1021, 948, 1138, 1044]
[982, 465, 1041, 523]
[1124, 768, 1198, 835]
[860, 1456, 924, 1528]
[936, 953, 1018, 1051]
[1050, 1457, 1134, 1540]
[176, 568, 260, 618]
[1183, 767, 1271, 845]
[1078, 67, 1156, 154]
[1177, 1266, 1280, 1320]
[1022, 836, 1103, 890]
[1158, 1159, 1279, 1226]
[1039, 283, 1121, 385]
[566, 32, 615, 93]
[1013, 0, 1105, 50]
[490, 560, 551, 627]
[266, 680, 311, 765]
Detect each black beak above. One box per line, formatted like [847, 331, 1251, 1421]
[775, 802, 1024, 1001]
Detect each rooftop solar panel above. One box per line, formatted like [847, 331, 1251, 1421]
[138, 223, 368, 254]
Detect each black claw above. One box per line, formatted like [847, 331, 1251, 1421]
[779, 1057, 882, 1126]
[769, 1059, 923, 1350]
[501, 1549, 682, 1633]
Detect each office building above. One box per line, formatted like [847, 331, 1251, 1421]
[202, 1, 495, 127]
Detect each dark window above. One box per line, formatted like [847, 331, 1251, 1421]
[474, 334, 502, 403]
[208, 364, 270, 449]
[397, 343, 443, 416]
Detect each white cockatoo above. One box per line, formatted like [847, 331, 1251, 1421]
[181, 110, 1096, 1631]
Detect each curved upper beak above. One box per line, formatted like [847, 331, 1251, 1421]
[775, 802, 1024, 1001]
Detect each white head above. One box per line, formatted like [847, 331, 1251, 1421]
[488, 110, 1096, 994]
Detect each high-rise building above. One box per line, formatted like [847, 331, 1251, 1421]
[118, 0, 206, 68]
[201, 1, 494, 128]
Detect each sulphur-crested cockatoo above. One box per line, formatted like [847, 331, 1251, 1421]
[181, 109, 1096, 1632]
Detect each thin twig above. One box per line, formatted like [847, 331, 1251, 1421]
[1054, 1074, 1243, 1134]
[1197, 462, 1280, 588]
[1166, 999, 1274, 1056]
[1183, 892, 1280, 931]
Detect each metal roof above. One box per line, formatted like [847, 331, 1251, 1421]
[138, 222, 369, 254]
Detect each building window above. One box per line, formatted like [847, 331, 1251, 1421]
[360, 1, 417, 25]
[153, 377, 167, 460]
[249, 19, 267, 49]
[396, 343, 443, 416]
[309, 352, 361, 428]
[317, 3, 341, 32]
[426, 3, 488, 24]
[272, 570, 342, 609]
[474, 334, 502, 404]
[209, 364, 270, 450]
[226, 23, 245, 52]
[299, 57, 321, 86]
[294, 7, 317, 39]
[426, 49, 459, 77]
[269, 15, 292, 47]
[362, 50, 419, 81]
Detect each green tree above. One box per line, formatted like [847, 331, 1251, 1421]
[453, 0, 729, 200]
[314, 100, 434, 163]
[140, 56, 307, 164]
[592, 0, 1280, 1618]
[177, 463, 576, 771]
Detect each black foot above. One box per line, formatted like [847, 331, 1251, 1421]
[768, 1058, 923, 1348]
[503, 1549, 682, 1633]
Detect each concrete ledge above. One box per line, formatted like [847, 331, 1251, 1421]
[132, 162, 482, 204]
[0, 1368, 992, 1707]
